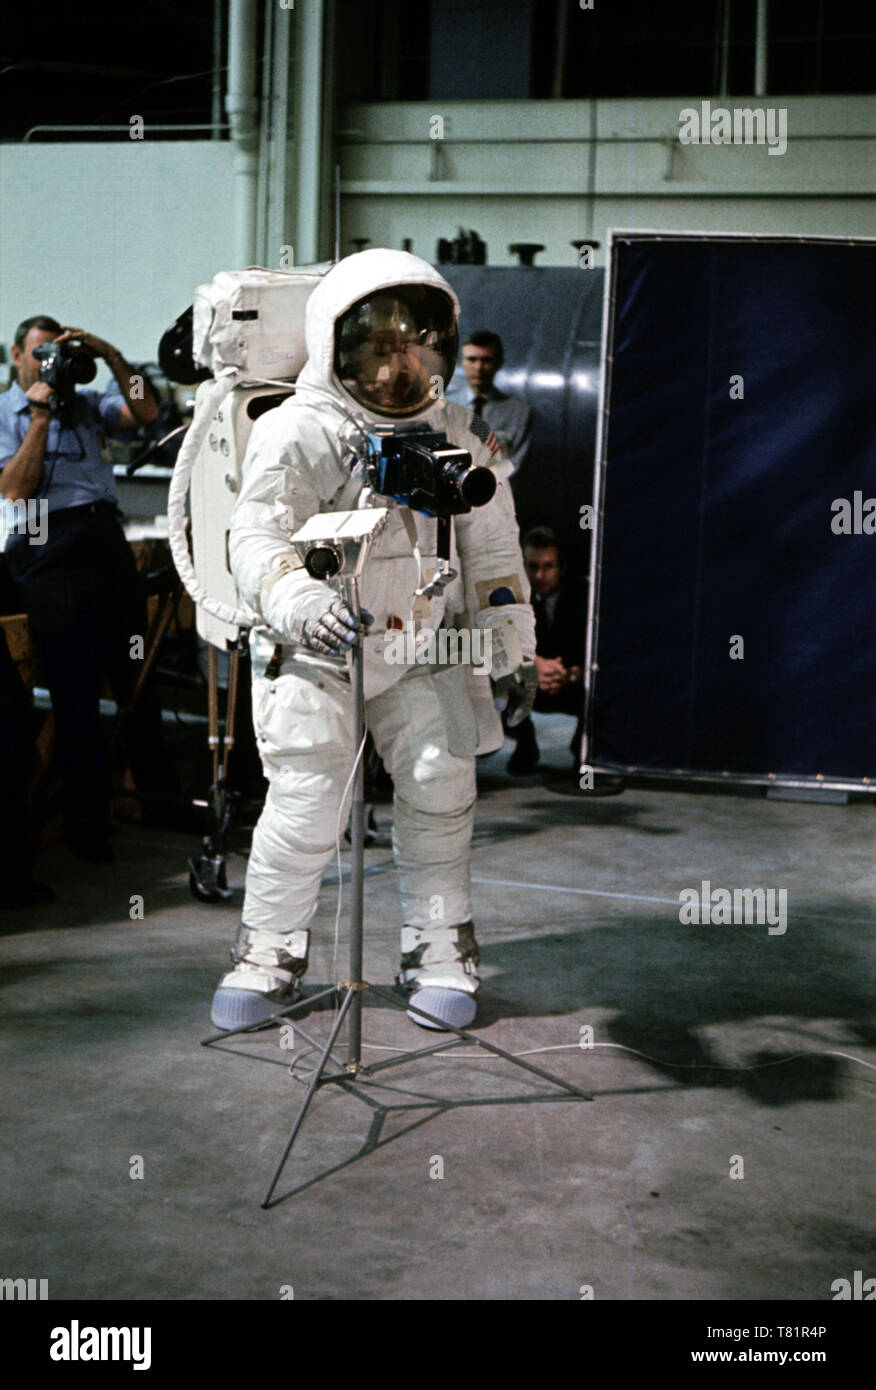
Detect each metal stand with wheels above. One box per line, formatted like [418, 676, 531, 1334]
[188, 642, 241, 902]
[202, 570, 593, 1209]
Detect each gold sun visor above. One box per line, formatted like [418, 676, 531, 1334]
[334, 285, 458, 417]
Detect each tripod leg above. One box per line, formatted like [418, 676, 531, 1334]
[367, 984, 593, 1101]
[261, 984, 358, 1208]
[200, 982, 341, 1045]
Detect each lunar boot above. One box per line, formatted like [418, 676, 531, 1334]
[398, 920, 480, 1031]
[210, 924, 309, 1031]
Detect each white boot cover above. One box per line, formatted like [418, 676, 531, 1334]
[398, 920, 480, 1031]
[211, 924, 309, 1030]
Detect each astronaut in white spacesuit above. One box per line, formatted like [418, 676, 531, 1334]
[210, 249, 536, 1034]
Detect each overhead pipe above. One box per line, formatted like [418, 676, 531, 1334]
[754, 0, 768, 96]
[226, 0, 259, 268]
[293, 0, 325, 265]
[212, 0, 223, 140]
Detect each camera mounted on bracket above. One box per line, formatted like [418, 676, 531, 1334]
[361, 427, 496, 598]
[363, 428, 495, 518]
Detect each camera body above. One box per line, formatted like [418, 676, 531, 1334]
[33, 339, 97, 402]
[364, 428, 495, 519]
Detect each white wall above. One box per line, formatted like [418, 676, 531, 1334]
[337, 96, 876, 266]
[0, 141, 236, 377]
[2, 95, 872, 376]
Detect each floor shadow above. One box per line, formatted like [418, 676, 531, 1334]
[473, 901, 875, 1105]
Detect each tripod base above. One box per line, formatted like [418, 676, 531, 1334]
[202, 980, 593, 1208]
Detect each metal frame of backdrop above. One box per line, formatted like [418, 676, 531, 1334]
[583, 229, 876, 795]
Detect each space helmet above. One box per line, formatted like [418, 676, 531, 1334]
[334, 283, 458, 417]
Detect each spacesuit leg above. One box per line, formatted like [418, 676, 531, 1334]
[367, 663, 480, 1030]
[210, 662, 354, 1029]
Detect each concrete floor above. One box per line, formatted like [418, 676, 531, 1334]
[2, 715, 874, 1302]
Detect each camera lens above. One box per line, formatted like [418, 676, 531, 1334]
[305, 543, 342, 579]
[455, 463, 496, 509]
[70, 351, 97, 385]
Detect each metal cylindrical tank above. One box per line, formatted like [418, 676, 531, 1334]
[439, 265, 604, 578]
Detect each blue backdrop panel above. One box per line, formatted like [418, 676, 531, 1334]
[590, 233, 876, 785]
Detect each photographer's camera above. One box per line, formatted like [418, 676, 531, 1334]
[33, 338, 97, 406]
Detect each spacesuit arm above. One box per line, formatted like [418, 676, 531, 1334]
[447, 410, 536, 669]
[459, 476, 536, 663]
[228, 409, 346, 642]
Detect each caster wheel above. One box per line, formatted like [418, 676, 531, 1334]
[188, 854, 233, 903]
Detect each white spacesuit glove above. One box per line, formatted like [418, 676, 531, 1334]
[290, 588, 364, 655]
[494, 661, 538, 727]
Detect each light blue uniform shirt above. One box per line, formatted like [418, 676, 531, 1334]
[0, 381, 131, 539]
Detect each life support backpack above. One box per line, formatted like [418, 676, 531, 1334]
[167, 265, 330, 646]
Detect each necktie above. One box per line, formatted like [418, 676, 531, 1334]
[534, 595, 548, 649]
[472, 395, 486, 416]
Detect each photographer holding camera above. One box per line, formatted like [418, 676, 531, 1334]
[0, 314, 174, 863]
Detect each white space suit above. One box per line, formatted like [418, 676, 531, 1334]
[210, 249, 535, 1033]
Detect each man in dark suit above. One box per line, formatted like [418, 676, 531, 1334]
[445, 330, 533, 476]
[506, 526, 583, 775]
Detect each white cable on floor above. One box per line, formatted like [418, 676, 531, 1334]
[358, 1039, 876, 1077]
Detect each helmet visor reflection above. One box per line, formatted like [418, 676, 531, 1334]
[334, 285, 458, 416]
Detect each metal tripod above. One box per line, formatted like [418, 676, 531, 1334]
[202, 575, 592, 1208]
